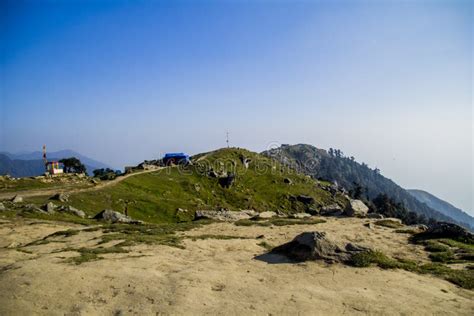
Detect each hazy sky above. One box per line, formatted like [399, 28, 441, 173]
[1, 0, 472, 214]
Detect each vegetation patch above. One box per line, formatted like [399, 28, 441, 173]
[65, 245, 129, 265]
[349, 250, 474, 290]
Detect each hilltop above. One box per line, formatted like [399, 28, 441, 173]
[43, 148, 345, 223]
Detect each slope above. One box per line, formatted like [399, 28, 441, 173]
[408, 189, 474, 229]
[262, 144, 472, 229]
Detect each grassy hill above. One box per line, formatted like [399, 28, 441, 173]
[36, 148, 344, 224]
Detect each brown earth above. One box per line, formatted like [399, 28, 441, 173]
[0, 217, 473, 315]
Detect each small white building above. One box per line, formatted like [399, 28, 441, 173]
[46, 161, 64, 175]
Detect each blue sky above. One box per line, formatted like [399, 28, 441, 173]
[1, 0, 472, 214]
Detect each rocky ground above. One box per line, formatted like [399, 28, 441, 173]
[0, 217, 473, 315]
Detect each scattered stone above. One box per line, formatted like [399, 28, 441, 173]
[0, 202, 5, 211]
[320, 204, 343, 216]
[51, 193, 69, 202]
[194, 209, 257, 221]
[255, 211, 277, 219]
[296, 195, 315, 205]
[271, 231, 370, 263]
[177, 208, 188, 214]
[241, 157, 251, 169]
[283, 178, 293, 185]
[23, 204, 47, 214]
[11, 195, 23, 203]
[290, 213, 312, 219]
[43, 202, 57, 213]
[364, 222, 374, 229]
[58, 206, 86, 218]
[93, 209, 142, 224]
[7, 242, 20, 249]
[256, 235, 265, 239]
[344, 199, 369, 217]
[367, 213, 384, 219]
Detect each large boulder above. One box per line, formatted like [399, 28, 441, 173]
[0, 202, 5, 211]
[344, 199, 369, 217]
[194, 209, 257, 221]
[58, 206, 86, 218]
[93, 209, 142, 224]
[272, 231, 370, 263]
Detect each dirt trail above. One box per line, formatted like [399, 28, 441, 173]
[0, 168, 164, 200]
[0, 217, 472, 315]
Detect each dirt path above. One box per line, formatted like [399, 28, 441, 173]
[0, 217, 472, 315]
[0, 168, 164, 200]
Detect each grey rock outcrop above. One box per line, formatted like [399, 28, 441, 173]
[0, 202, 5, 211]
[93, 209, 142, 224]
[272, 231, 370, 263]
[344, 199, 369, 217]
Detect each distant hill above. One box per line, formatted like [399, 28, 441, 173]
[0, 150, 111, 177]
[408, 189, 474, 229]
[262, 144, 473, 230]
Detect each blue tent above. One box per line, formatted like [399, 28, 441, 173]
[163, 153, 190, 165]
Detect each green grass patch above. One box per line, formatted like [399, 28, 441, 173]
[65, 245, 129, 265]
[349, 250, 474, 290]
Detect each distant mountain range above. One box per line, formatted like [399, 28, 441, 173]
[263, 144, 474, 230]
[408, 189, 474, 230]
[0, 150, 111, 177]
